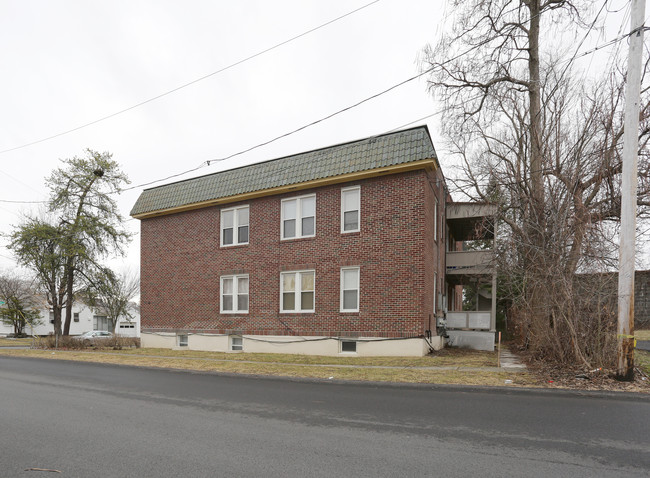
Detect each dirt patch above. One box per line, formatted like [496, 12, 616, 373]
[516, 349, 650, 393]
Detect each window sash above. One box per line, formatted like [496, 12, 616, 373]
[341, 187, 360, 233]
[280, 271, 315, 312]
[281, 195, 316, 239]
[434, 198, 438, 242]
[230, 336, 243, 351]
[221, 275, 249, 313]
[340, 267, 360, 312]
[221, 206, 249, 246]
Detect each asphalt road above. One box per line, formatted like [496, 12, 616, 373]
[1, 357, 648, 477]
[637, 340, 650, 351]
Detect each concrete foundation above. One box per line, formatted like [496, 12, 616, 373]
[141, 332, 444, 357]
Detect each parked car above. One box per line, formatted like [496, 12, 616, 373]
[76, 331, 114, 344]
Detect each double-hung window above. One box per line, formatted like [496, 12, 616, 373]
[281, 195, 315, 239]
[434, 197, 438, 242]
[280, 270, 315, 312]
[221, 206, 249, 246]
[341, 186, 360, 233]
[340, 267, 360, 312]
[221, 274, 249, 313]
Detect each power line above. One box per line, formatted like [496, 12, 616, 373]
[0, 0, 381, 156]
[123, 68, 436, 192]
[124, 29, 636, 193]
[124, 30, 520, 192]
[2, 10, 639, 199]
[0, 199, 46, 204]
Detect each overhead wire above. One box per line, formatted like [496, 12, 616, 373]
[0, 0, 381, 156]
[1, 2, 640, 201]
[122, 24, 539, 193]
[1, 26, 637, 202]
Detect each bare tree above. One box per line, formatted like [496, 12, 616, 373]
[0, 271, 44, 336]
[82, 268, 139, 333]
[422, 1, 650, 368]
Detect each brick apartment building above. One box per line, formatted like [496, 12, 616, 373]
[130, 126, 496, 355]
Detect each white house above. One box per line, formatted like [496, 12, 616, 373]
[0, 301, 140, 337]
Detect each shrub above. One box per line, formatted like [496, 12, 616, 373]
[33, 334, 140, 350]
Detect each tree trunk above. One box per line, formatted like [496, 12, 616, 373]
[527, 0, 544, 223]
[63, 263, 73, 336]
[53, 305, 63, 338]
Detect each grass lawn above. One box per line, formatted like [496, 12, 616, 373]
[0, 346, 535, 387]
[93, 346, 500, 367]
[637, 350, 650, 375]
[0, 337, 34, 347]
[635, 330, 650, 341]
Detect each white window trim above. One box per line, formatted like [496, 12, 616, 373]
[434, 197, 438, 242]
[230, 335, 243, 351]
[434, 272, 437, 314]
[220, 274, 249, 314]
[340, 266, 360, 312]
[221, 205, 250, 247]
[340, 340, 357, 354]
[280, 270, 315, 313]
[281, 194, 316, 240]
[341, 186, 360, 233]
[178, 334, 188, 347]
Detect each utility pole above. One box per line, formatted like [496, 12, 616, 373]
[616, 0, 645, 381]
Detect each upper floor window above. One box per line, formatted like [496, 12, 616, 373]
[221, 274, 249, 313]
[221, 205, 249, 246]
[281, 195, 315, 239]
[281, 270, 315, 313]
[434, 197, 438, 242]
[341, 186, 360, 233]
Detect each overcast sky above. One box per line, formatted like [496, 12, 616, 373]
[0, 0, 639, 274]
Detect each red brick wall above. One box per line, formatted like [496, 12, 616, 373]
[140, 170, 440, 338]
[424, 167, 447, 331]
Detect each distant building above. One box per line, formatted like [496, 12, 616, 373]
[0, 301, 140, 337]
[131, 126, 495, 355]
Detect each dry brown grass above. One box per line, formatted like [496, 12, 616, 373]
[637, 350, 650, 375]
[93, 346, 498, 367]
[635, 330, 650, 341]
[0, 347, 533, 387]
[0, 337, 33, 347]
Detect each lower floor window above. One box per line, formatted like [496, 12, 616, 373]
[221, 274, 249, 313]
[178, 334, 188, 347]
[230, 336, 243, 351]
[340, 340, 357, 353]
[281, 270, 315, 312]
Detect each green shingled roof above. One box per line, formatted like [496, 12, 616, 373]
[130, 126, 437, 217]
